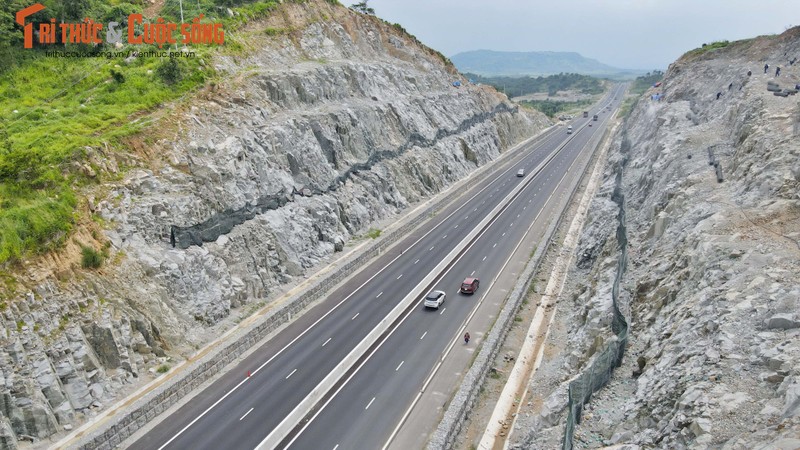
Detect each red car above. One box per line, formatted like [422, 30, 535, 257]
[460, 277, 480, 294]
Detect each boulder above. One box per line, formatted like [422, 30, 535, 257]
[766, 314, 800, 330]
[689, 417, 712, 437]
[783, 383, 800, 417]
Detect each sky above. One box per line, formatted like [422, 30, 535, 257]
[366, 0, 799, 70]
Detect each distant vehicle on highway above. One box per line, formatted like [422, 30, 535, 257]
[593, 114, 598, 121]
[583, 111, 589, 118]
[424, 290, 446, 309]
[567, 125, 573, 134]
[460, 277, 480, 294]
[517, 169, 525, 177]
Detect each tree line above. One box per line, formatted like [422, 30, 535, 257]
[463, 72, 604, 98]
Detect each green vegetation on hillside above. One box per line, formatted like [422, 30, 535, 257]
[0, 0, 309, 264]
[518, 99, 593, 118]
[629, 70, 664, 96]
[685, 40, 731, 58]
[464, 72, 603, 98]
[616, 70, 664, 119]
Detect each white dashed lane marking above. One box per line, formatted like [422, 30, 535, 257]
[286, 369, 297, 379]
[239, 408, 254, 421]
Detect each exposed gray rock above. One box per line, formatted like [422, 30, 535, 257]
[766, 314, 800, 330]
[0, 1, 550, 446]
[783, 382, 800, 417]
[512, 25, 800, 450]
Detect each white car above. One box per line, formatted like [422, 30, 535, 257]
[424, 290, 446, 309]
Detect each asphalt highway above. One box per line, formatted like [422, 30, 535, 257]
[129, 84, 625, 450]
[285, 85, 626, 450]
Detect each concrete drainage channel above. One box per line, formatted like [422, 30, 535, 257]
[428, 89, 624, 450]
[64, 126, 558, 450]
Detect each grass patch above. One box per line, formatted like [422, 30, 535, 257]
[685, 40, 730, 58]
[366, 228, 382, 239]
[156, 364, 170, 374]
[0, 0, 324, 265]
[0, 48, 212, 264]
[618, 97, 637, 119]
[264, 27, 288, 36]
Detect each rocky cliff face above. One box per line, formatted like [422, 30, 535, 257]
[0, 2, 548, 447]
[515, 28, 800, 449]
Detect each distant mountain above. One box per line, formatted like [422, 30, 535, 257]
[451, 50, 644, 78]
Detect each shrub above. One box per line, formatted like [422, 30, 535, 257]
[156, 364, 170, 373]
[155, 57, 182, 85]
[81, 245, 104, 269]
[110, 69, 125, 83]
[367, 228, 381, 239]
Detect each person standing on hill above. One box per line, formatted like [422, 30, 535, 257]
[776, 66, 781, 77]
[764, 63, 769, 73]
